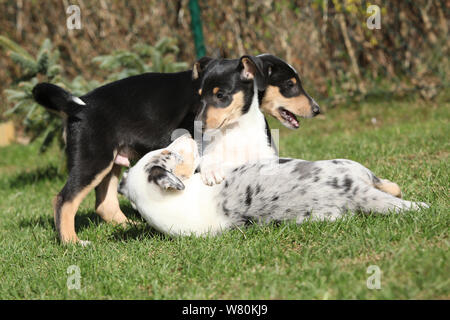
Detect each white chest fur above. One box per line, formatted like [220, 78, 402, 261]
[201, 86, 276, 171]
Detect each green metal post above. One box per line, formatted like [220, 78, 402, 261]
[188, 0, 206, 58]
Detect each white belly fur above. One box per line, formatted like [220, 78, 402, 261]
[135, 174, 231, 236]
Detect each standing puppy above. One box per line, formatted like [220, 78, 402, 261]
[33, 69, 206, 244]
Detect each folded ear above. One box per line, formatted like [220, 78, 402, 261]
[192, 56, 214, 80]
[147, 166, 185, 191]
[238, 55, 267, 90]
[256, 53, 275, 78]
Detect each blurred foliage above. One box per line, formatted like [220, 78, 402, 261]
[0, 0, 448, 125]
[0, 36, 100, 153]
[0, 35, 186, 152]
[93, 37, 188, 82]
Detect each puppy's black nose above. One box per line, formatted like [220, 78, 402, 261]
[312, 103, 320, 116]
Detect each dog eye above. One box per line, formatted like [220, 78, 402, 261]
[286, 80, 294, 88]
[216, 91, 224, 99]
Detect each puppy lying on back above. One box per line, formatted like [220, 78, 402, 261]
[118, 135, 428, 237]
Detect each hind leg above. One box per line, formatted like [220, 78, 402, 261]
[374, 178, 402, 198]
[54, 159, 114, 244]
[95, 164, 128, 224]
[358, 187, 428, 214]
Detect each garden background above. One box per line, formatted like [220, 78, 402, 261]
[0, 0, 448, 299]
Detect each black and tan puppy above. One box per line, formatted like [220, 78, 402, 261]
[195, 55, 320, 185]
[33, 54, 318, 244]
[33, 70, 206, 244]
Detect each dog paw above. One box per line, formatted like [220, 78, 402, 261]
[417, 202, 430, 209]
[79, 240, 91, 247]
[201, 165, 225, 186]
[408, 201, 430, 211]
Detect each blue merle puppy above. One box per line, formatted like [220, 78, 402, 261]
[118, 135, 429, 237]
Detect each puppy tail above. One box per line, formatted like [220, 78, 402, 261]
[32, 83, 86, 117]
[373, 177, 402, 198]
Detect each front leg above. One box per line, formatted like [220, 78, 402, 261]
[199, 154, 225, 186]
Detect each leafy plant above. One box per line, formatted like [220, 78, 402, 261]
[0, 36, 100, 153]
[93, 37, 188, 82]
[1, 36, 188, 153]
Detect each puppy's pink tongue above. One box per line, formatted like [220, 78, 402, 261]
[115, 154, 130, 167]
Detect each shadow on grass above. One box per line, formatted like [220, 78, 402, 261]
[108, 223, 163, 242]
[18, 215, 54, 231]
[7, 164, 65, 189]
[120, 201, 142, 220]
[17, 202, 156, 240]
[108, 202, 164, 241]
[18, 210, 103, 233]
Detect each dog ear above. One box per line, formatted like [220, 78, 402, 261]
[262, 61, 273, 78]
[256, 54, 276, 78]
[238, 55, 267, 91]
[148, 166, 185, 191]
[192, 56, 214, 80]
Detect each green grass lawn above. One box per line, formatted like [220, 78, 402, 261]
[0, 97, 448, 299]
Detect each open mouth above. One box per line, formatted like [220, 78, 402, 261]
[278, 107, 299, 129]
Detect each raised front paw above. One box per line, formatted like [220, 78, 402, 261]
[200, 164, 225, 186]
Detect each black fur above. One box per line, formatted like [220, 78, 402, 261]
[35, 71, 200, 196]
[147, 166, 185, 191]
[33, 83, 85, 117]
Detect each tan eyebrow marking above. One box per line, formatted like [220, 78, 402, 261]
[198, 89, 202, 95]
[290, 77, 297, 84]
[205, 91, 244, 129]
[213, 87, 220, 94]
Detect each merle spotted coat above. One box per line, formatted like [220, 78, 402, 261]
[118, 136, 428, 237]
